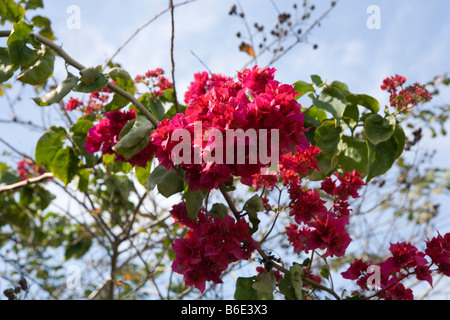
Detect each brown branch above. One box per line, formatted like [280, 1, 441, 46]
[170, 0, 180, 113]
[0, 172, 54, 194]
[103, 0, 197, 68]
[219, 185, 241, 220]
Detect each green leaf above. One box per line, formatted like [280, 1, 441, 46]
[146, 164, 168, 190]
[310, 74, 323, 87]
[183, 187, 208, 220]
[157, 167, 184, 198]
[252, 270, 276, 298]
[289, 264, 303, 300]
[364, 114, 396, 145]
[17, 46, 55, 85]
[135, 161, 152, 186]
[339, 136, 369, 176]
[208, 203, 228, 219]
[65, 236, 92, 260]
[234, 277, 258, 300]
[305, 105, 327, 128]
[279, 264, 304, 300]
[243, 194, 264, 234]
[70, 119, 94, 135]
[74, 66, 108, 93]
[35, 126, 67, 168]
[367, 123, 405, 181]
[79, 65, 102, 85]
[330, 80, 350, 94]
[31, 15, 55, 40]
[72, 168, 90, 192]
[113, 115, 153, 160]
[0, 0, 25, 25]
[33, 72, 79, 106]
[7, 21, 38, 68]
[25, 0, 44, 10]
[313, 87, 347, 122]
[293, 80, 315, 97]
[50, 146, 79, 186]
[320, 265, 330, 279]
[139, 92, 173, 121]
[308, 152, 339, 181]
[278, 273, 296, 300]
[314, 120, 343, 158]
[346, 94, 379, 113]
[104, 67, 136, 111]
[0, 47, 17, 83]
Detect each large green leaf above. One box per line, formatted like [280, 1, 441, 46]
[35, 126, 67, 168]
[346, 93, 379, 113]
[7, 21, 37, 68]
[252, 269, 276, 298]
[31, 15, 55, 40]
[17, 46, 55, 85]
[33, 72, 79, 106]
[183, 187, 208, 220]
[146, 164, 184, 198]
[364, 114, 396, 145]
[74, 65, 108, 93]
[314, 120, 343, 158]
[208, 203, 228, 219]
[113, 115, 154, 160]
[367, 123, 406, 181]
[50, 146, 79, 186]
[104, 67, 135, 111]
[234, 277, 258, 300]
[339, 136, 369, 176]
[0, 0, 25, 25]
[293, 80, 315, 97]
[312, 87, 347, 122]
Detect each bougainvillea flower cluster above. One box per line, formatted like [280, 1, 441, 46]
[381, 74, 432, 112]
[152, 66, 308, 190]
[170, 201, 257, 293]
[286, 169, 365, 258]
[134, 68, 173, 98]
[64, 86, 113, 115]
[342, 232, 450, 300]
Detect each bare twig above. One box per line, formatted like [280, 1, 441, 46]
[103, 0, 197, 68]
[170, 0, 180, 113]
[0, 172, 53, 194]
[267, 1, 339, 66]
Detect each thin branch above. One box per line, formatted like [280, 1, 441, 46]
[103, 0, 197, 68]
[170, 0, 180, 113]
[219, 186, 241, 220]
[0, 172, 53, 194]
[266, 1, 339, 67]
